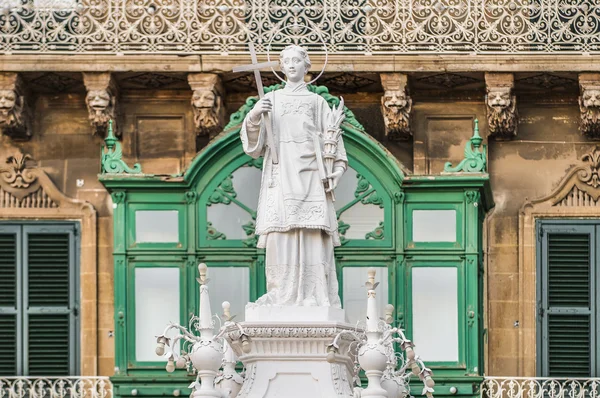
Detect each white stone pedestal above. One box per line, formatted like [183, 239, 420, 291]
[226, 308, 357, 398]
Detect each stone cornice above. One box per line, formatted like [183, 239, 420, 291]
[4, 54, 600, 73]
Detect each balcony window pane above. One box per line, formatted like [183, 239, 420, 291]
[136, 210, 179, 243]
[413, 210, 456, 242]
[343, 267, 388, 325]
[205, 267, 250, 322]
[412, 267, 459, 362]
[207, 166, 260, 240]
[135, 267, 180, 361]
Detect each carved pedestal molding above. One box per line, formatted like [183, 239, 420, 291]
[485, 73, 517, 140]
[380, 73, 412, 141]
[518, 146, 600, 376]
[83, 72, 119, 136]
[0, 73, 32, 141]
[188, 73, 225, 138]
[578, 73, 600, 139]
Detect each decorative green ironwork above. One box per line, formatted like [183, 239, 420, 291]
[100, 120, 142, 174]
[207, 176, 236, 205]
[242, 221, 258, 248]
[337, 220, 350, 246]
[185, 191, 199, 204]
[224, 84, 365, 134]
[246, 157, 264, 170]
[365, 221, 385, 240]
[111, 191, 126, 204]
[206, 222, 226, 240]
[444, 119, 487, 173]
[465, 190, 481, 205]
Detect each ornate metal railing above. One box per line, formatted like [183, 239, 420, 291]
[0, 377, 112, 398]
[1, 0, 600, 55]
[482, 377, 600, 398]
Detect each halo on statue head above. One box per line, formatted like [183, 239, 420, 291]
[265, 22, 328, 85]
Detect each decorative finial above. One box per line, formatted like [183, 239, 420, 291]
[384, 304, 394, 324]
[198, 263, 208, 285]
[105, 119, 117, 149]
[367, 268, 376, 287]
[222, 301, 231, 320]
[443, 118, 487, 173]
[101, 119, 142, 174]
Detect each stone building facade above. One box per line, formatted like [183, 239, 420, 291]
[2, 1, 600, 397]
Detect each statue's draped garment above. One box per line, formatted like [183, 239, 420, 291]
[240, 84, 347, 307]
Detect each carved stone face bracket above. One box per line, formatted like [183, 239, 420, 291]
[0, 73, 32, 141]
[380, 73, 412, 141]
[188, 73, 225, 138]
[83, 72, 119, 136]
[579, 73, 600, 140]
[485, 73, 517, 141]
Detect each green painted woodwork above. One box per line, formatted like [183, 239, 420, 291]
[101, 120, 142, 175]
[537, 220, 600, 377]
[0, 222, 79, 376]
[100, 87, 494, 398]
[444, 119, 487, 173]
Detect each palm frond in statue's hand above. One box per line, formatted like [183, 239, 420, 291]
[328, 97, 345, 130]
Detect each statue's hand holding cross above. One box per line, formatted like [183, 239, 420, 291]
[232, 42, 280, 164]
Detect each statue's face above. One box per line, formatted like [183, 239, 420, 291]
[383, 90, 408, 110]
[0, 89, 17, 116]
[487, 88, 512, 111]
[582, 89, 600, 108]
[87, 89, 111, 111]
[192, 90, 216, 109]
[280, 48, 307, 83]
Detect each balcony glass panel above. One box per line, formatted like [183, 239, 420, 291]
[412, 267, 459, 362]
[413, 210, 456, 242]
[205, 267, 250, 322]
[135, 267, 180, 362]
[135, 210, 179, 243]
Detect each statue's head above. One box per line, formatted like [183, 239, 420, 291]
[85, 89, 115, 129]
[581, 88, 600, 108]
[279, 45, 311, 83]
[487, 87, 512, 111]
[0, 88, 23, 127]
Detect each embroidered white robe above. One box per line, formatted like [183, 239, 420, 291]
[240, 85, 347, 307]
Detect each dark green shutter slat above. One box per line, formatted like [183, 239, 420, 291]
[0, 315, 17, 375]
[547, 314, 591, 377]
[27, 233, 70, 306]
[27, 314, 70, 376]
[547, 233, 590, 307]
[0, 233, 17, 307]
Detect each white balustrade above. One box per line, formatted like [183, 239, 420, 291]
[482, 377, 600, 398]
[0, 377, 112, 398]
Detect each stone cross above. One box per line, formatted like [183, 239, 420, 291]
[232, 42, 280, 163]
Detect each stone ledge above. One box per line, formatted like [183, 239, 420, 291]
[3, 54, 600, 73]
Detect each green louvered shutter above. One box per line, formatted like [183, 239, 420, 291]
[540, 224, 595, 377]
[0, 226, 21, 376]
[23, 225, 78, 376]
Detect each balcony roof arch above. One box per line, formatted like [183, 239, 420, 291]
[184, 84, 406, 194]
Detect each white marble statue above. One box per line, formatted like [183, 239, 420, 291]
[241, 45, 347, 308]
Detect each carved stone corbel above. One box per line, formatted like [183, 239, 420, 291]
[380, 73, 412, 141]
[485, 73, 517, 140]
[0, 73, 32, 141]
[188, 73, 225, 137]
[83, 72, 119, 136]
[579, 73, 600, 139]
